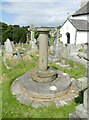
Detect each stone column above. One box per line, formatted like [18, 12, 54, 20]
[31, 30, 34, 43]
[37, 28, 50, 71]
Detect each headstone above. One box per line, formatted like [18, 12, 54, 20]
[4, 38, 13, 53]
[62, 45, 70, 57]
[30, 38, 37, 50]
[28, 25, 38, 50]
[69, 50, 89, 119]
[68, 44, 78, 54]
[18, 42, 22, 48]
[84, 44, 88, 53]
[52, 29, 61, 56]
[50, 46, 54, 53]
[11, 41, 14, 48]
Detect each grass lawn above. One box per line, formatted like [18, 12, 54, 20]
[49, 57, 85, 79]
[1, 54, 84, 118]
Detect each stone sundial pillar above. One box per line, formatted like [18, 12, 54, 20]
[37, 28, 50, 71]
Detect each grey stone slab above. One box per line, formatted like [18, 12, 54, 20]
[31, 101, 43, 108]
[11, 68, 74, 107]
[84, 89, 88, 109]
[76, 104, 88, 119]
[69, 112, 82, 120]
[76, 77, 87, 90]
[16, 94, 33, 105]
[55, 100, 68, 106]
[42, 101, 51, 106]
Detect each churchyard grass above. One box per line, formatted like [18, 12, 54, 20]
[50, 37, 54, 46]
[1, 55, 84, 118]
[49, 58, 85, 79]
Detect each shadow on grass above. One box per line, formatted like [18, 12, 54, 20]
[74, 91, 83, 104]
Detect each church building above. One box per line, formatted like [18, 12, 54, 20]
[60, 0, 89, 45]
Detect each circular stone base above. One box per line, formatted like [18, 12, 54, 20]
[30, 68, 57, 83]
[11, 70, 78, 107]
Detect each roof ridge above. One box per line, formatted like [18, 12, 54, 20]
[72, 2, 89, 16]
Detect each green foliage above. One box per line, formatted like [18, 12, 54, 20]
[50, 37, 54, 46]
[0, 22, 8, 44]
[78, 48, 83, 52]
[2, 56, 80, 118]
[0, 21, 27, 44]
[12, 26, 27, 43]
[34, 31, 39, 40]
[2, 25, 13, 42]
[57, 25, 61, 29]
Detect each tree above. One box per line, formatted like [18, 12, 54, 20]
[34, 31, 39, 40]
[19, 27, 27, 43]
[12, 26, 20, 43]
[12, 26, 27, 43]
[0, 22, 13, 44]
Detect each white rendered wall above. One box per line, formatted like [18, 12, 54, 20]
[76, 31, 88, 44]
[60, 20, 76, 44]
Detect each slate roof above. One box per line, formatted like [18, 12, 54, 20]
[72, 2, 89, 16]
[69, 19, 89, 31]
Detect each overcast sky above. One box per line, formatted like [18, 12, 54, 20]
[0, 0, 81, 27]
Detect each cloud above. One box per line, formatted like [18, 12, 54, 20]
[1, 0, 80, 2]
[1, 0, 81, 26]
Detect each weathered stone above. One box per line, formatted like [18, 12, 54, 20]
[11, 69, 73, 106]
[69, 112, 81, 120]
[76, 77, 87, 90]
[76, 104, 88, 118]
[30, 68, 57, 83]
[37, 28, 50, 71]
[4, 38, 13, 53]
[83, 89, 87, 109]
[31, 101, 42, 108]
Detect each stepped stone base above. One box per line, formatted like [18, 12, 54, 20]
[11, 69, 78, 108]
[30, 67, 57, 83]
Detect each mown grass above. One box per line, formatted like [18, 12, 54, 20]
[1, 55, 84, 118]
[49, 58, 85, 79]
[50, 37, 54, 46]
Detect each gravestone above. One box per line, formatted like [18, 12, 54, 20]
[3, 39, 13, 69]
[69, 47, 89, 119]
[68, 44, 78, 54]
[84, 44, 88, 53]
[58, 42, 64, 55]
[30, 38, 37, 50]
[28, 25, 37, 50]
[18, 42, 22, 48]
[53, 28, 60, 56]
[4, 38, 13, 54]
[11, 41, 14, 48]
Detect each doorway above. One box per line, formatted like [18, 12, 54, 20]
[66, 32, 70, 44]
